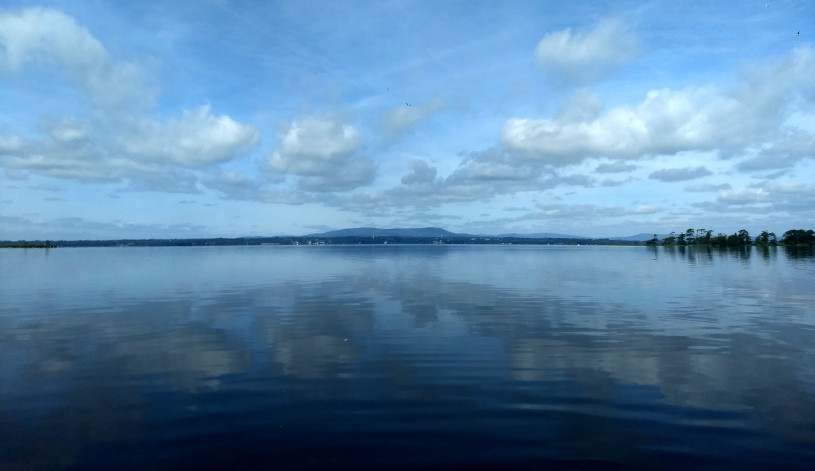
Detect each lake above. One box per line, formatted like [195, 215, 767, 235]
[1, 245, 814, 470]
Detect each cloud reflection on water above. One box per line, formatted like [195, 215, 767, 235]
[1, 245, 814, 468]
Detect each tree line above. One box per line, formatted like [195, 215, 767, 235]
[646, 228, 815, 247]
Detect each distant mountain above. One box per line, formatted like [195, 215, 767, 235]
[608, 233, 667, 242]
[306, 227, 468, 238]
[306, 227, 661, 242]
[498, 232, 586, 239]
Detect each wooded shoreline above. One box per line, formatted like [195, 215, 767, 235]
[2, 228, 813, 248]
[645, 228, 815, 247]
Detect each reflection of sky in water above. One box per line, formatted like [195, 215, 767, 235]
[1, 246, 814, 469]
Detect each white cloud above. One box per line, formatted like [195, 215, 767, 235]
[500, 86, 723, 164]
[268, 115, 364, 175]
[266, 115, 374, 191]
[0, 7, 153, 109]
[502, 46, 815, 166]
[119, 106, 259, 167]
[535, 17, 640, 84]
[718, 188, 771, 204]
[632, 205, 660, 215]
[0, 8, 259, 188]
[676, 178, 815, 223]
[1, 107, 260, 181]
[649, 166, 713, 182]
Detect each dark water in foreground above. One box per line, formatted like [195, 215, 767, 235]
[1, 245, 814, 470]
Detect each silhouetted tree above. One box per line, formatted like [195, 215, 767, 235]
[737, 229, 751, 246]
[711, 233, 728, 246]
[695, 229, 712, 245]
[685, 228, 695, 245]
[781, 229, 815, 246]
[726, 233, 741, 246]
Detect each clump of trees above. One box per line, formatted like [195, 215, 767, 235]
[780, 229, 815, 246]
[646, 228, 814, 247]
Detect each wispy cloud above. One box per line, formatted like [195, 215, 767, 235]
[535, 17, 640, 85]
[381, 98, 446, 136]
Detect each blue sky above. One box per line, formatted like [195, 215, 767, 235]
[1, 0, 814, 239]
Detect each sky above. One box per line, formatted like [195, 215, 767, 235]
[1, 0, 814, 240]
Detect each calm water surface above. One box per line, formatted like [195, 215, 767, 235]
[1, 245, 814, 470]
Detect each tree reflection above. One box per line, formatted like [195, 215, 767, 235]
[784, 246, 815, 260]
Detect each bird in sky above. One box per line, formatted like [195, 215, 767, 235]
[405, 103, 411, 106]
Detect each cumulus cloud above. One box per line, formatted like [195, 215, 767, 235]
[441, 148, 548, 199]
[352, 148, 601, 211]
[501, 86, 724, 164]
[535, 17, 640, 84]
[381, 98, 446, 136]
[268, 116, 363, 174]
[0, 129, 234, 185]
[502, 46, 815, 166]
[0, 134, 138, 182]
[648, 166, 712, 182]
[0, 8, 259, 188]
[119, 106, 259, 167]
[0, 7, 153, 109]
[693, 181, 815, 217]
[401, 160, 437, 185]
[266, 115, 374, 191]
